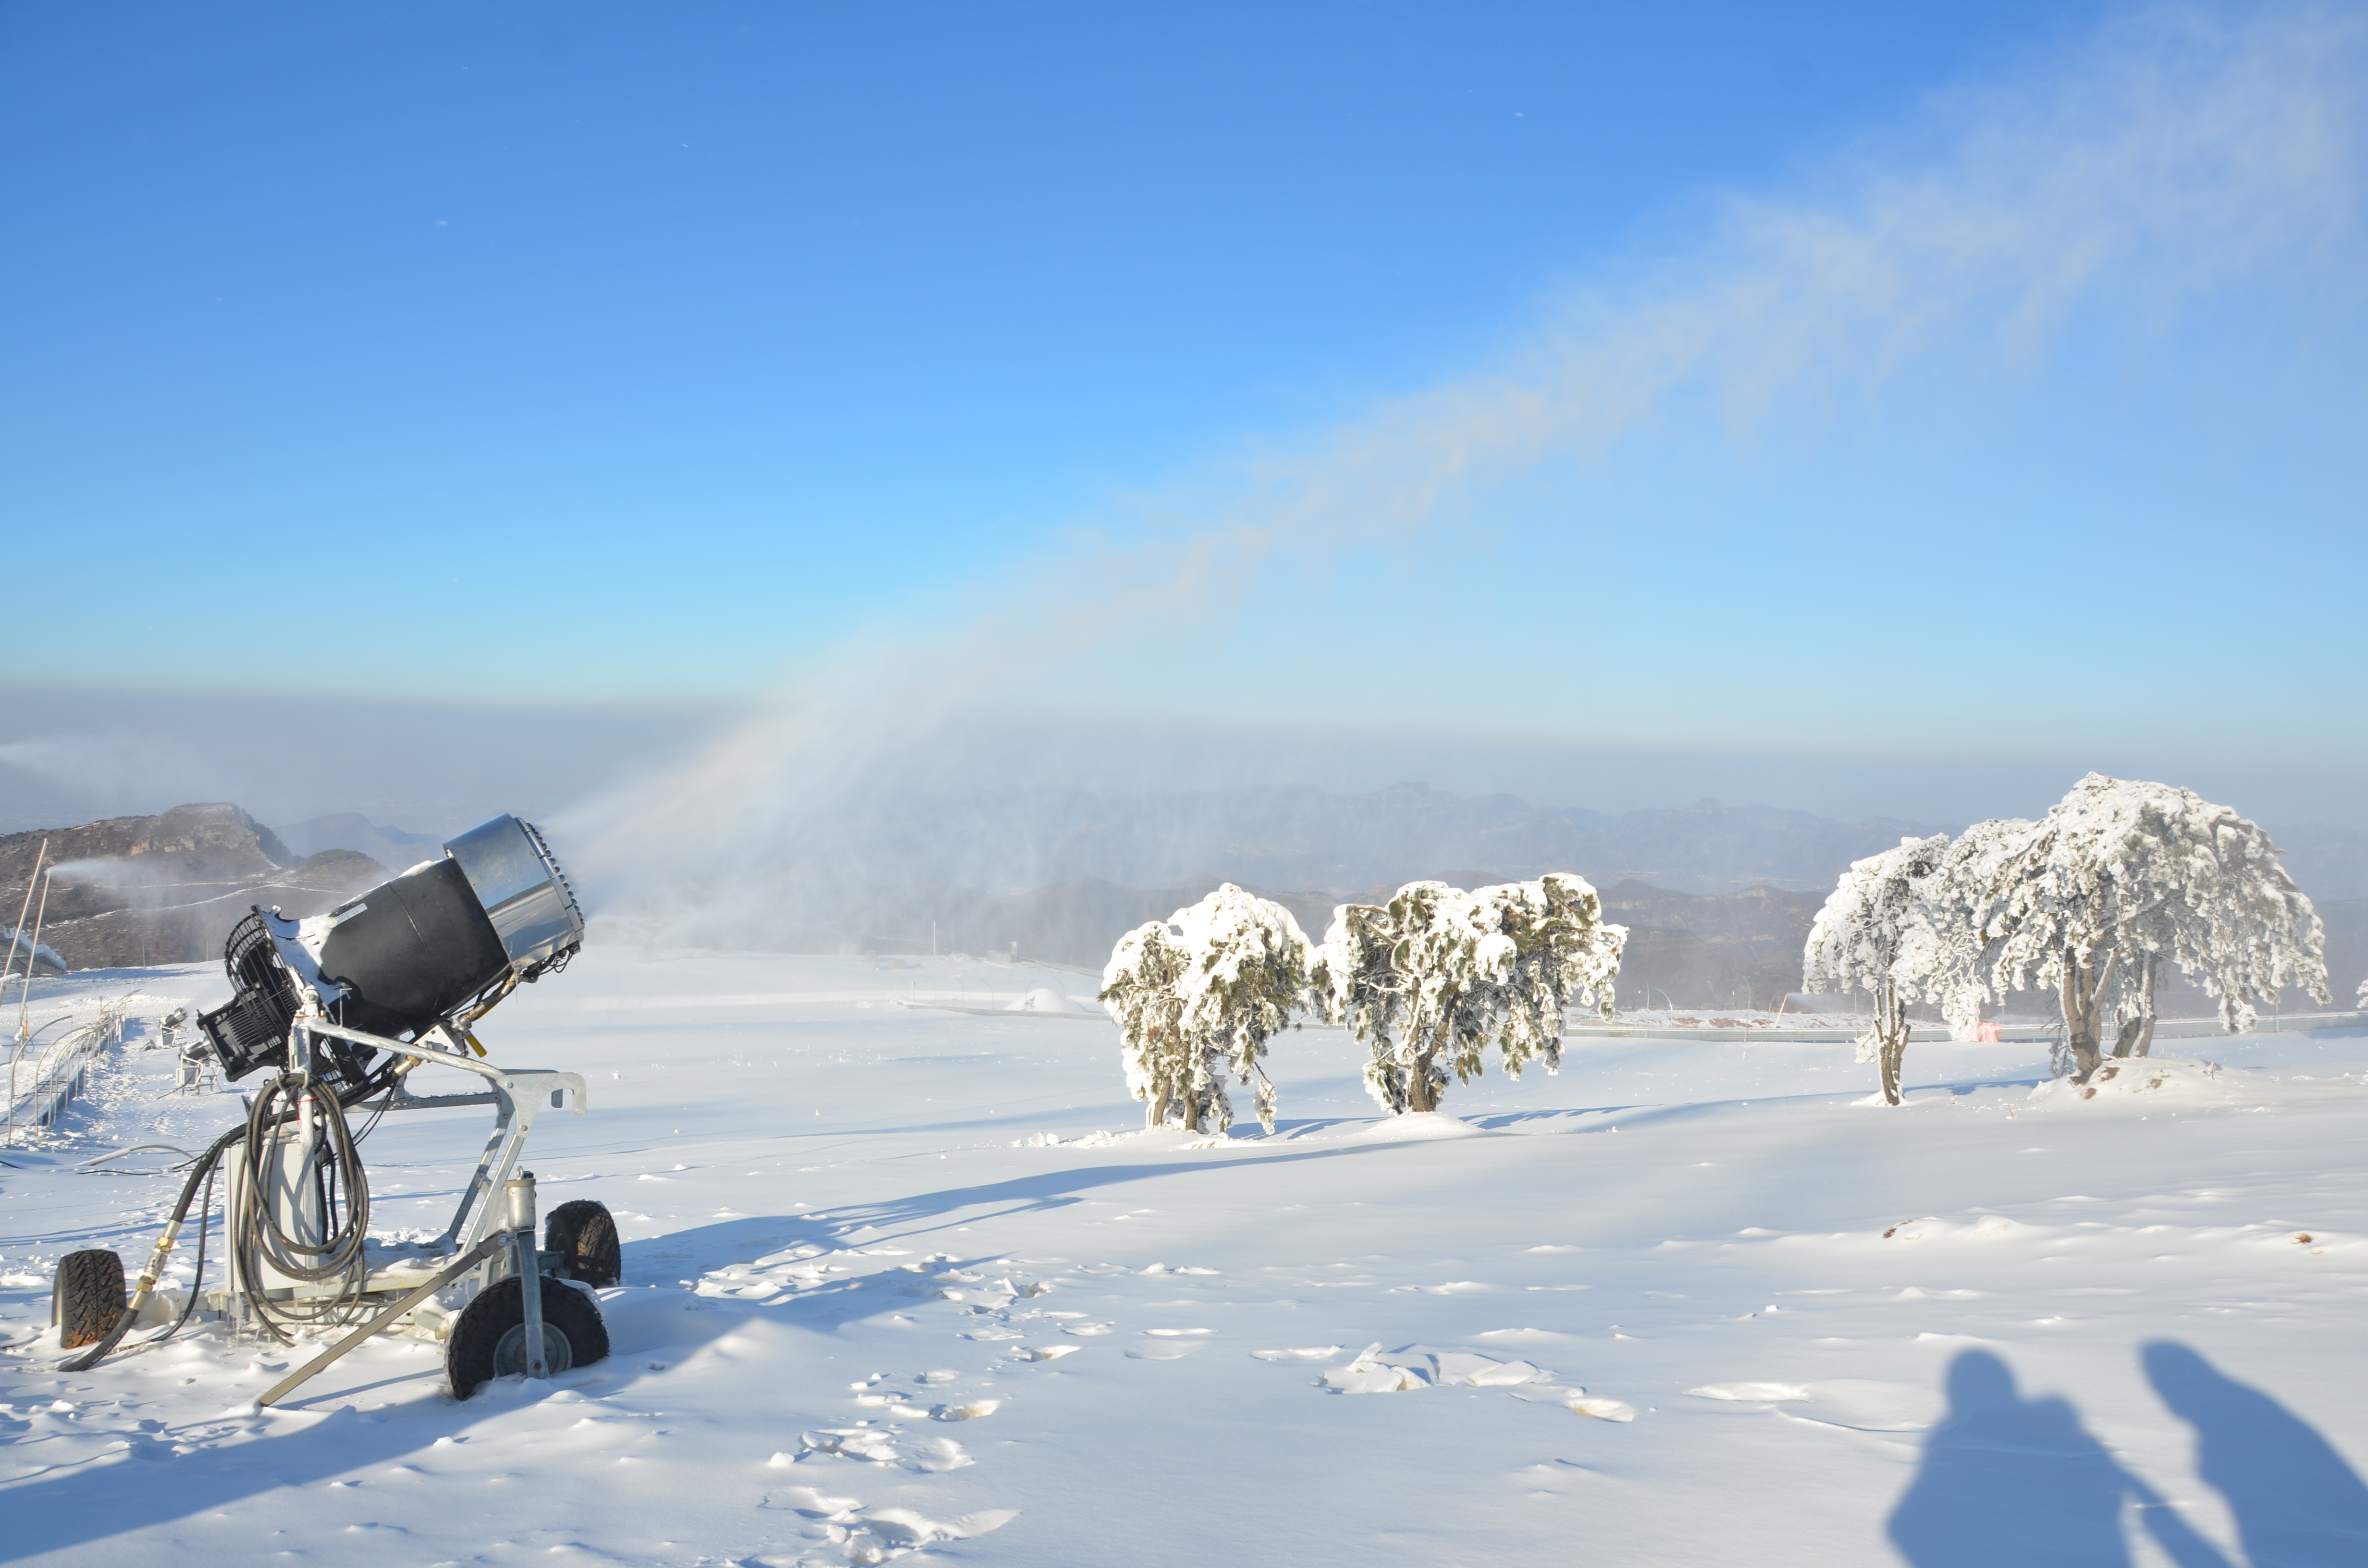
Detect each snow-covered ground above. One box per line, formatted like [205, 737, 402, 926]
[2, 947, 2364, 1566]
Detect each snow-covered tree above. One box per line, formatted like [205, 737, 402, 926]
[1318, 874, 1625, 1115]
[1971, 775, 2327, 1081]
[1802, 834, 1949, 1106]
[1100, 884, 1314, 1133]
[1904, 817, 2042, 1035]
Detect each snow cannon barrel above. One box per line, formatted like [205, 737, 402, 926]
[198, 815, 585, 1081]
[440, 815, 586, 975]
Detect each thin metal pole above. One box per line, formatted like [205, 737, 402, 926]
[17, 868, 53, 1038]
[12, 870, 55, 1114]
[1, 840, 43, 1017]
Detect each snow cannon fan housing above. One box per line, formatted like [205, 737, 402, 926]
[198, 815, 585, 1084]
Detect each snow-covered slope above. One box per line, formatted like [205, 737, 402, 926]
[1, 949, 2363, 1566]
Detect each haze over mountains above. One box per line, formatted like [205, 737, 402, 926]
[820, 784, 1944, 898]
[6, 787, 2361, 1014]
[278, 812, 439, 874]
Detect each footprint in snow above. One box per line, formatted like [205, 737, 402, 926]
[779, 1430, 973, 1471]
[762, 1484, 1018, 1556]
[1686, 1383, 1811, 1402]
[1126, 1340, 1207, 1360]
[1300, 1344, 1631, 1418]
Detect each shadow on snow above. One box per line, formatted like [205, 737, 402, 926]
[0, 1143, 1408, 1558]
[1889, 1345, 2368, 1568]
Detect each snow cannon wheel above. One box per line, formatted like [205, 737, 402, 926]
[447, 1274, 610, 1399]
[545, 1199, 621, 1287]
[55, 1250, 126, 1349]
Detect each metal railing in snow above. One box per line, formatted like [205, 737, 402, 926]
[4, 1000, 127, 1144]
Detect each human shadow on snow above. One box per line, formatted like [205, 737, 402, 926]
[1890, 1346, 2367, 1568]
[1889, 1349, 2230, 1568]
[2143, 1341, 2368, 1568]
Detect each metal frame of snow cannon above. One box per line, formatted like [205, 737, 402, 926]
[74, 1009, 598, 1395]
[309, 1017, 588, 1262]
[252, 1015, 586, 1406]
[171, 1016, 591, 1406]
[62, 813, 614, 1405]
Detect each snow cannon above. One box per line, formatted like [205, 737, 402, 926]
[198, 814, 585, 1085]
[60, 814, 620, 1408]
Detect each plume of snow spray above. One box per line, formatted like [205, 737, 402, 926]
[555, 4, 2368, 947]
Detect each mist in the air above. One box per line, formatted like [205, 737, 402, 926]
[542, 4, 2368, 949]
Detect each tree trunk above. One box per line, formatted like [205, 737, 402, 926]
[2060, 945, 2115, 1083]
[1146, 1020, 1178, 1126]
[1876, 985, 1908, 1106]
[1403, 1040, 1440, 1114]
[2111, 953, 2158, 1059]
[1404, 1059, 1435, 1113]
[1180, 1087, 1203, 1133]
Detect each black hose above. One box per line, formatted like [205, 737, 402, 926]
[231, 1070, 372, 1344]
[149, 1157, 219, 1345]
[61, 1065, 397, 1371]
[58, 1120, 247, 1372]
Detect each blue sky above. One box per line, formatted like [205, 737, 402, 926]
[3, 1, 2364, 826]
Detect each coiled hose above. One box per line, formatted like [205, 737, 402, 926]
[228, 1068, 373, 1343]
[62, 1059, 394, 1371]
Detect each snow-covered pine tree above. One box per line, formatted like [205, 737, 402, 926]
[1102, 918, 1193, 1126]
[1318, 874, 1625, 1115]
[1099, 884, 1314, 1133]
[1976, 774, 2328, 1081]
[1802, 834, 1950, 1105]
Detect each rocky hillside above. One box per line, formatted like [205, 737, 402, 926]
[0, 804, 386, 970]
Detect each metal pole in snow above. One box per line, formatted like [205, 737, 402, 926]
[8, 868, 56, 1138]
[1, 840, 43, 1017]
[18, 869, 54, 1037]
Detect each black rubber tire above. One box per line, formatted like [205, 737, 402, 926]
[446, 1274, 610, 1399]
[545, 1199, 621, 1287]
[56, 1250, 126, 1350]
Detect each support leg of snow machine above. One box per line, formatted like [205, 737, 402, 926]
[257, 1232, 508, 1408]
[510, 1176, 549, 1378]
[259, 1174, 554, 1406]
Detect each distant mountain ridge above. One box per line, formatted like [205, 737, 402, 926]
[834, 783, 1947, 897]
[0, 803, 383, 970]
[278, 811, 438, 873]
[854, 782, 2368, 903]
